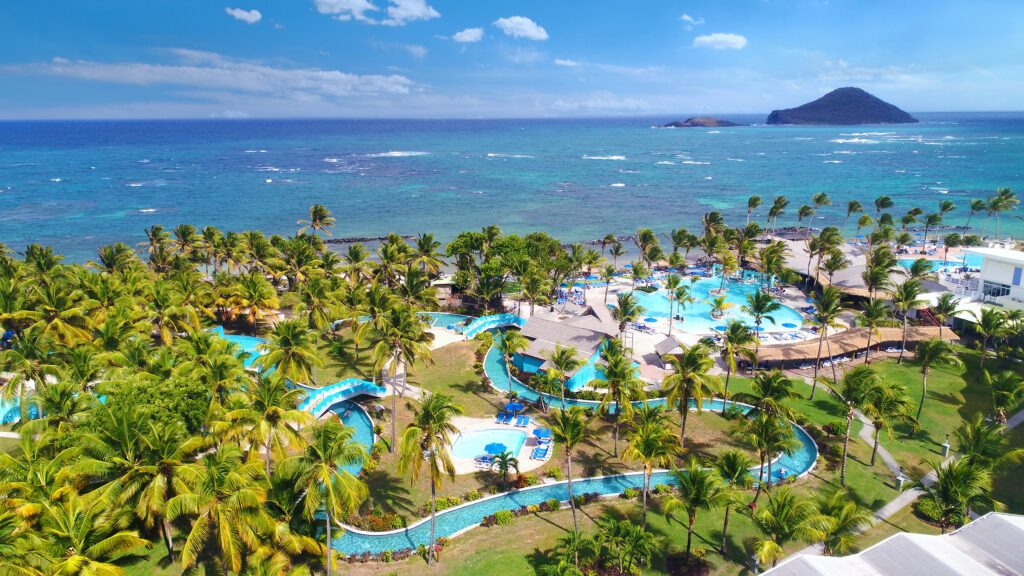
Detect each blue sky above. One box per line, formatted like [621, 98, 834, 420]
[1, 1, 1022, 119]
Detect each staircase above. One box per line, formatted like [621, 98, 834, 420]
[918, 307, 942, 328]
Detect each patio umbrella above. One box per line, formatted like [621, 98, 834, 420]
[484, 442, 508, 456]
[504, 402, 525, 413]
[533, 428, 552, 440]
[714, 325, 728, 331]
[782, 322, 798, 329]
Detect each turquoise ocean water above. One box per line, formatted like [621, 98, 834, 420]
[2, 113, 1022, 262]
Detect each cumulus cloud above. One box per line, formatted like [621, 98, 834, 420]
[680, 13, 703, 30]
[493, 16, 548, 41]
[225, 7, 262, 24]
[452, 27, 483, 43]
[313, 0, 378, 22]
[405, 45, 427, 59]
[382, 0, 440, 26]
[693, 33, 747, 50]
[8, 50, 414, 101]
[554, 58, 580, 67]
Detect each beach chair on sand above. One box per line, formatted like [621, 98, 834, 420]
[496, 411, 507, 424]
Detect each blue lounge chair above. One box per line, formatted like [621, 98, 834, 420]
[513, 414, 524, 427]
[501, 412, 515, 425]
[495, 411, 507, 424]
[520, 415, 531, 428]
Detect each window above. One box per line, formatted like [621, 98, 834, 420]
[983, 280, 1011, 298]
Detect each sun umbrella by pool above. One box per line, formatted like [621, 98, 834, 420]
[714, 325, 727, 331]
[754, 326, 765, 332]
[504, 402, 525, 413]
[782, 322, 798, 329]
[484, 442, 507, 455]
[533, 428, 552, 440]
[644, 317, 658, 323]
[804, 297, 814, 303]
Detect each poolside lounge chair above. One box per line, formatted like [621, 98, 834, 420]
[531, 445, 550, 460]
[495, 411, 507, 424]
[519, 415, 531, 428]
[501, 412, 515, 425]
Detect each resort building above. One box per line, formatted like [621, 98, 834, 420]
[957, 247, 1024, 309]
[764, 512, 1024, 576]
[513, 305, 620, 390]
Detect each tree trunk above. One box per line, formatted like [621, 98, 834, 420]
[864, 331, 873, 365]
[825, 333, 838, 386]
[720, 505, 731, 554]
[265, 440, 273, 476]
[679, 399, 690, 449]
[870, 425, 880, 466]
[567, 454, 578, 531]
[325, 511, 332, 575]
[917, 370, 928, 421]
[604, 283, 609, 303]
[686, 516, 695, 559]
[811, 328, 825, 399]
[668, 298, 674, 336]
[721, 365, 732, 415]
[898, 317, 908, 364]
[429, 482, 437, 565]
[163, 518, 175, 562]
[641, 468, 649, 530]
[390, 378, 398, 454]
[753, 453, 766, 503]
[840, 411, 853, 486]
[505, 355, 513, 393]
[980, 337, 988, 372]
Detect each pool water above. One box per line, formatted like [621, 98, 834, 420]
[898, 252, 983, 272]
[451, 428, 527, 459]
[419, 312, 473, 328]
[329, 401, 375, 476]
[628, 275, 804, 334]
[208, 326, 267, 368]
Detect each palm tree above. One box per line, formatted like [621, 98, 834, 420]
[601, 264, 616, 303]
[490, 450, 520, 490]
[167, 444, 269, 574]
[608, 243, 626, 268]
[611, 291, 646, 343]
[547, 407, 591, 532]
[891, 279, 925, 364]
[0, 509, 44, 576]
[256, 319, 323, 385]
[966, 198, 987, 229]
[819, 365, 883, 486]
[137, 422, 204, 563]
[738, 412, 797, 498]
[988, 370, 1024, 424]
[810, 285, 845, 398]
[856, 299, 892, 365]
[930, 293, 960, 341]
[546, 345, 581, 410]
[292, 419, 367, 575]
[38, 495, 149, 576]
[714, 449, 756, 554]
[913, 339, 963, 421]
[816, 488, 872, 555]
[661, 344, 720, 449]
[719, 320, 756, 414]
[734, 370, 800, 420]
[954, 413, 1024, 472]
[622, 411, 676, 529]
[224, 373, 312, 474]
[747, 487, 830, 567]
[742, 291, 781, 369]
[497, 329, 528, 393]
[920, 459, 1002, 533]
[844, 200, 863, 231]
[594, 339, 641, 457]
[297, 203, 336, 237]
[971, 308, 1006, 372]
[664, 458, 729, 559]
[746, 195, 763, 226]
[229, 271, 281, 334]
[863, 381, 915, 466]
[665, 274, 682, 334]
[398, 392, 463, 565]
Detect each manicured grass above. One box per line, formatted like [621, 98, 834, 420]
[993, 425, 1024, 514]
[408, 340, 500, 417]
[0, 436, 19, 455]
[117, 545, 188, 576]
[852, 500, 941, 551]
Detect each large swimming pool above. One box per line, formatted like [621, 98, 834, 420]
[898, 252, 983, 272]
[208, 326, 267, 368]
[329, 401, 375, 476]
[628, 275, 804, 334]
[451, 428, 527, 459]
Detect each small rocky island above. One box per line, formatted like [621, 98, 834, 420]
[662, 117, 740, 128]
[766, 87, 918, 125]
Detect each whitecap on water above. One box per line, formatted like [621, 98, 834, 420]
[367, 151, 430, 158]
[244, 149, 267, 153]
[265, 179, 273, 184]
[680, 160, 710, 165]
[706, 130, 720, 134]
[139, 208, 157, 213]
[323, 158, 340, 163]
[726, 158, 744, 162]
[50, 178, 62, 182]
[582, 155, 626, 160]
[829, 138, 880, 144]
[704, 176, 713, 180]
[618, 169, 640, 174]
[610, 183, 626, 188]
[486, 153, 534, 159]
[823, 160, 843, 164]
[654, 161, 675, 165]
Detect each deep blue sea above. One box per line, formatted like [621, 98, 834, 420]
[2, 113, 1022, 262]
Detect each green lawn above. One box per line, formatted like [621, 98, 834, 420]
[852, 499, 941, 551]
[993, 425, 1024, 514]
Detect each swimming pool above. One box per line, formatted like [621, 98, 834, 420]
[898, 252, 983, 272]
[451, 428, 527, 459]
[628, 275, 804, 334]
[419, 312, 473, 328]
[329, 401, 375, 476]
[208, 326, 267, 368]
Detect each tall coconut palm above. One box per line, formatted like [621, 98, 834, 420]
[490, 450, 520, 491]
[988, 370, 1024, 424]
[601, 264, 616, 304]
[714, 449, 756, 555]
[739, 412, 797, 498]
[137, 422, 205, 563]
[953, 413, 1024, 472]
[546, 344, 581, 410]
[398, 393, 463, 565]
[229, 271, 281, 334]
[224, 373, 312, 474]
[547, 407, 590, 532]
[891, 279, 925, 364]
[863, 381, 915, 466]
[719, 320, 756, 414]
[256, 319, 323, 385]
[970, 308, 1006, 372]
[661, 344, 721, 450]
[742, 291, 781, 369]
[819, 365, 883, 486]
[296, 204, 336, 237]
[810, 285, 845, 398]
[913, 339, 963, 421]
[594, 339, 641, 457]
[664, 458, 729, 559]
[734, 370, 800, 420]
[933, 294, 963, 334]
[611, 291, 646, 343]
[369, 305, 434, 452]
[623, 416, 676, 529]
[746, 195, 763, 226]
[856, 299, 893, 365]
[919, 458, 1002, 533]
[497, 329, 528, 393]
[747, 487, 830, 567]
[38, 494, 149, 576]
[166, 444, 269, 574]
[291, 419, 367, 575]
[816, 488, 872, 555]
[664, 274, 683, 334]
[843, 200, 863, 231]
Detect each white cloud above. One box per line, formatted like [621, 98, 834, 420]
[452, 27, 483, 43]
[224, 6, 262, 24]
[493, 16, 548, 41]
[693, 33, 747, 50]
[554, 58, 580, 67]
[9, 51, 414, 101]
[680, 13, 704, 30]
[405, 45, 427, 59]
[501, 46, 545, 64]
[313, 0, 379, 22]
[551, 93, 650, 114]
[382, 0, 440, 26]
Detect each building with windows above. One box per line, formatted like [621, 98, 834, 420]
[963, 247, 1024, 309]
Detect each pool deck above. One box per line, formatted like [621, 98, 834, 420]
[450, 415, 550, 475]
